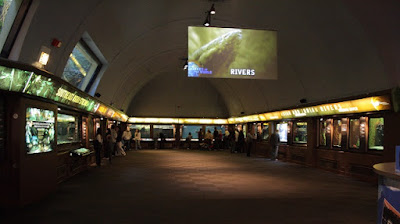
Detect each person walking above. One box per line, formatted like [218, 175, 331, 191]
[122, 126, 132, 150]
[115, 137, 126, 156]
[134, 129, 142, 150]
[94, 128, 102, 166]
[270, 129, 280, 160]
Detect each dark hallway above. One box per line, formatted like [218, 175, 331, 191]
[2, 150, 377, 223]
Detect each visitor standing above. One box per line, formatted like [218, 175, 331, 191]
[94, 128, 102, 166]
[122, 126, 132, 150]
[134, 129, 142, 150]
[270, 129, 280, 160]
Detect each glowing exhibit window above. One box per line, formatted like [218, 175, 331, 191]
[153, 125, 174, 139]
[349, 119, 360, 149]
[57, 114, 80, 144]
[369, 117, 384, 150]
[26, 107, 55, 154]
[182, 125, 202, 139]
[129, 124, 150, 139]
[332, 119, 342, 147]
[61, 41, 100, 91]
[277, 122, 288, 143]
[293, 122, 307, 144]
[319, 119, 328, 146]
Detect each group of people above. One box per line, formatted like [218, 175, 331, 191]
[93, 125, 142, 166]
[186, 127, 281, 159]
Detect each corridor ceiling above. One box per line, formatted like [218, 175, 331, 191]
[17, 0, 400, 118]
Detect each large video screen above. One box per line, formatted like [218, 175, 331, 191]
[188, 26, 277, 79]
[26, 107, 55, 154]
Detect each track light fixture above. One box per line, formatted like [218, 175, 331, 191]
[203, 13, 210, 27]
[210, 4, 216, 15]
[183, 59, 188, 70]
[203, 3, 215, 27]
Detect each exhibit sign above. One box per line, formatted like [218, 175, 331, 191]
[188, 26, 277, 80]
[0, 65, 128, 121]
[127, 117, 229, 125]
[128, 95, 391, 125]
[228, 96, 391, 123]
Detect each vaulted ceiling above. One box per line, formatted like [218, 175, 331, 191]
[15, 0, 400, 118]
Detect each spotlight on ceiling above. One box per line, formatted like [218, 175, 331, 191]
[183, 60, 188, 70]
[210, 4, 216, 15]
[203, 14, 210, 27]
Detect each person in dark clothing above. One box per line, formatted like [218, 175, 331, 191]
[270, 129, 280, 160]
[105, 128, 112, 164]
[229, 130, 235, 153]
[247, 130, 257, 157]
[94, 128, 102, 166]
[159, 132, 166, 149]
[213, 128, 219, 149]
[186, 132, 193, 149]
[238, 130, 245, 153]
[198, 128, 203, 143]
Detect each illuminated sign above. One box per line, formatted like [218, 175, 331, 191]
[127, 117, 229, 125]
[0, 65, 128, 122]
[56, 88, 89, 107]
[128, 96, 391, 125]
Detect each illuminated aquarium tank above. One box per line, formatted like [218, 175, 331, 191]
[26, 107, 55, 154]
[369, 117, 384, 150]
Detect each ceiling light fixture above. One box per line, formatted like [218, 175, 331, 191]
[203, 13, 210, 27]
[210, 4, 216, 15]
[203, 3, 215, 27]
[183, 59, 188, 70]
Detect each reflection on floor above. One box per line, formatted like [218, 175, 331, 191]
[1, 150, 377, 223]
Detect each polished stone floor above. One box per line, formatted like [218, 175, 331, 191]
[1, 150, 378, 223]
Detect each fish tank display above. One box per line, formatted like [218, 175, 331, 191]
[26, 107, 55, 154]
[293, 122, 307, 144]
[349, 119, 360, 149]
[332, 119, 342, 147]
[129, 124, 151, 139]
[369, 117, 384, 150]
[262, 123, 269, 140]
[188, 26, 277, 79]
[153, 125, 174, 139]
[57, 113, 80, 144]
[319, 119, 327, 146]
[182, 125, 202, 139]
[277, 122, 288, 143]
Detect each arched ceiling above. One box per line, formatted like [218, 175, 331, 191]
[16, 0, 400, 117]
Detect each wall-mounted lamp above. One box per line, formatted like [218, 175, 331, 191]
[38, 52, 49, 65]
[38, 46, 51, 67]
